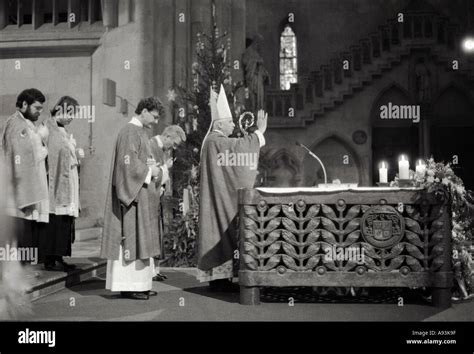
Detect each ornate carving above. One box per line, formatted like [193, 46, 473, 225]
[361, 206, 405, 248]
[241, 197, 448, 275]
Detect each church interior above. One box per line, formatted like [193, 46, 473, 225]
[0, 0, 473, 230]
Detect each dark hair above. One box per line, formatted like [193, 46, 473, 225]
[16, 88, 46, 108]
[135, 97, 164, 116]
[51, 96, 79, 116]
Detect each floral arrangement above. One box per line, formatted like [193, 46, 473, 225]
[391, 157, 473, 298]
[162, 165, 200, 267]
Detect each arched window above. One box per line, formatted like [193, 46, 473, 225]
[280, 25, 298, 90]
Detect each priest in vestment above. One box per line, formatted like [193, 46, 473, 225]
[38, 96, 84, 271]
[149, 125, 186, 281]
[100, 97, 164, 301]
[197, 85, 268, 292]
[0, 88, 49, 252]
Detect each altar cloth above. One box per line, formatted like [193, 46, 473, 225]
[255, 186, 422, 193]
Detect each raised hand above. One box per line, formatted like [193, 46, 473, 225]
[256, 109, 268, 134]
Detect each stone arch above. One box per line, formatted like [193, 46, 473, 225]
[432, 83, 474, 127]
[430, 83, 474, 189]
[370, 82, 419, 184]
[303, 133, 362, 186]
[261, 148, 302, 187]
[370, 82, 414, 127]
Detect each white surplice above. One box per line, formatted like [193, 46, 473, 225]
[105, 245, 155, 292]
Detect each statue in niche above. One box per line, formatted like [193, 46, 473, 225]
[414, 57, 432, 103]
[242, 35, 270, 112]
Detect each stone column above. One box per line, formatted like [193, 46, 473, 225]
[419, 105, 431, 158]
[0, 0, 8, 30]
[102, 0, 118, 29]
[231, 0, 246, 84]
[135, 0, 154, 99]
[154, 0, 175, 126]
[191, 0, 212, 66]
[174, 0, 190, 100]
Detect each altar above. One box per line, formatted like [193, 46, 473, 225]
[238, 187, 453, 307]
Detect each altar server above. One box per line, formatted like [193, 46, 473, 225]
[38, 96, 84, 271]
[100, 97, 164, 300]
[197, 85, 267, 292]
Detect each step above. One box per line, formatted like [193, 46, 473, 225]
[75, 227, 102, 242]
[26, 257, 107, 301]
[25, 237, 105, 301]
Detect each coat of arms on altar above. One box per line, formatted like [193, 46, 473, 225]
[373, 220, 392, 241]
[361, 206, 405, 249]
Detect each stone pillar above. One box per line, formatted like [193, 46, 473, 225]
[135, 0, 154, 98]
[155, 0, 175, 126]
[174, 0, 190, 99]
[102, 0, 118, 29]
[231, 0, 246, 84]
[215, 0, 231, 34]
[419, 105, 431, 158]
[118, 0, 131, 26]
[68, 0, 81, 28]
[0, 0, 8, 30]
[191, 0, 212, 67]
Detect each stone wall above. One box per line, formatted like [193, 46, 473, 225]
[246, 0, 471, 89]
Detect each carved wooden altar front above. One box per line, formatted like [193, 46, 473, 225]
[238, 187, 452, 307]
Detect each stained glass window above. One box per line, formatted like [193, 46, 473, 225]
[280, 25, 298, 90]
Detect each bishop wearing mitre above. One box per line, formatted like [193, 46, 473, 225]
[197, 85, 267, 292]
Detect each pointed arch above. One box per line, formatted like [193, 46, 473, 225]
[370, 82, 414, 127]
[432, 83, 474, 127]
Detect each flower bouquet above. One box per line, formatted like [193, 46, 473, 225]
[392, 158, 473, 300]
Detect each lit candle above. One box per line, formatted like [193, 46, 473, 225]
[379, 161, 388, 184]
[399, 155, 410, 180]
[416, 159, 426, 175]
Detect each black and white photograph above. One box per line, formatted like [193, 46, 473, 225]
[0, 0, 473, 351]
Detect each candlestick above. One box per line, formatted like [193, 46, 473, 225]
[399, 155, 410, 180]
[379, 161, 388, 184]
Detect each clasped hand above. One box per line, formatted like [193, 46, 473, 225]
[147, 158, 174, 177]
